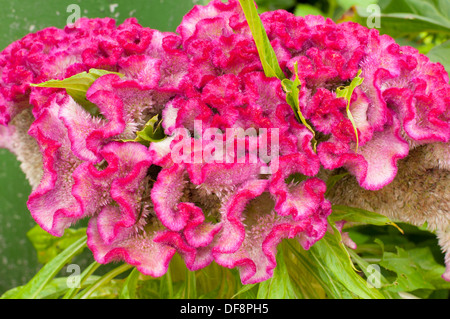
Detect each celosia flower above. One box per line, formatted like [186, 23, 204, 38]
[0, 0, 449, 284]
[212, 179, 330, 284]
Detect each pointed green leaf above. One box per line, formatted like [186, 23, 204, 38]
[36, 276, 94, 299]
[336, 69, 364, 153]
[231, 283, 258, 299]
[294, 3, 325, 17]
[309, 231, 386, 299]
[379, 247, 450, 293]
[62, 261, 102, 299]
[257, 248, 300, 299]
[282, 61, 317, 152]
[6, 235, 87, 299]
[427, 40, 450, 78]
[238, 0, 285, 80]
[0, 286, 23, 299]
[159, 263, 174, 299]
[26, 224, 87, 264]
[285, 240, 342, 298]
[355, 0, 450, 38]
[347, 249, 399, 299]
[133, 279, 160, 299]
[184, 268, 197, 299]
[1, 276, 103, 300]
[136, 115, 166, 143]
[119, 267, 140, 299]
[330, 205, 403, 233]
[121, 114, 167, 146]
[74, 263, 133, 299]
[30, 69, 124, 116]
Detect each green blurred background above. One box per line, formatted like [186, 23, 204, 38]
[0, 0, 449, 294]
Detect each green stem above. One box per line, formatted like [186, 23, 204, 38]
[327, 0, 337, 18]
[167, 264, 173, 298]
[185, 268, 197, 299]
[238, 0, 285, 80]
[285, 240, 336, 296]
[12, 235, 87, 299]
[160, 262, 173, 299]
[62, 261, 101, 299]
[74, 263, 133, 299]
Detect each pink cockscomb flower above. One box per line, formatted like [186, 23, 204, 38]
[0, 0, 449, 284]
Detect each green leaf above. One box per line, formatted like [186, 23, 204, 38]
[122, 115, 167, 146]
[281, 61, 317, 152]
[336, 0, 378, 11]
[62, 261, 101, 299]
[4, 235, 87, 299]
[380, 247, 450, 293]
[330, 205, 403, 233]
[119, 267, 140, 299]
[256, 0, 295, 11]
[304, 243, 356, 298]
[159, 263, 174, 299]
[26, 224, 87, 264]
[183, 268, 197, 299]
[231, 283, 258, 299]
[257, 248, 300, 299]
[134, 279, 161, 299]
[335, 69, 364, 153]
[74, 263, 132, 299]
[356, 0, 450, 37]
[347, 249, 399, 299]
[309, 231, 386, 299]
[294, 4, 325, 17]
[427, 40, 450, 78]
[0, 286, 23, 299]
[343, 223, 450, 298]
[137, 117, 166, 142]
[1, 276, 102, 299]
[80, 278, 124, 299]
[30, 68, 124, 116]
[238, 0, 285, 80]
[215, 268, 241, 299]
[33, 276, 94, 299]
[285, 240, 338, 298]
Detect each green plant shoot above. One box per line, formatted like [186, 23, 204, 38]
[120, 114, 166, 146]
[282, 61, 317, 152]
[30, 68, 124, 116]
[238, 0, 285, 80]
[335, 69, 364, 153]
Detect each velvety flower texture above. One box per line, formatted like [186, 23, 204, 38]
[0, 0, 449, 283]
